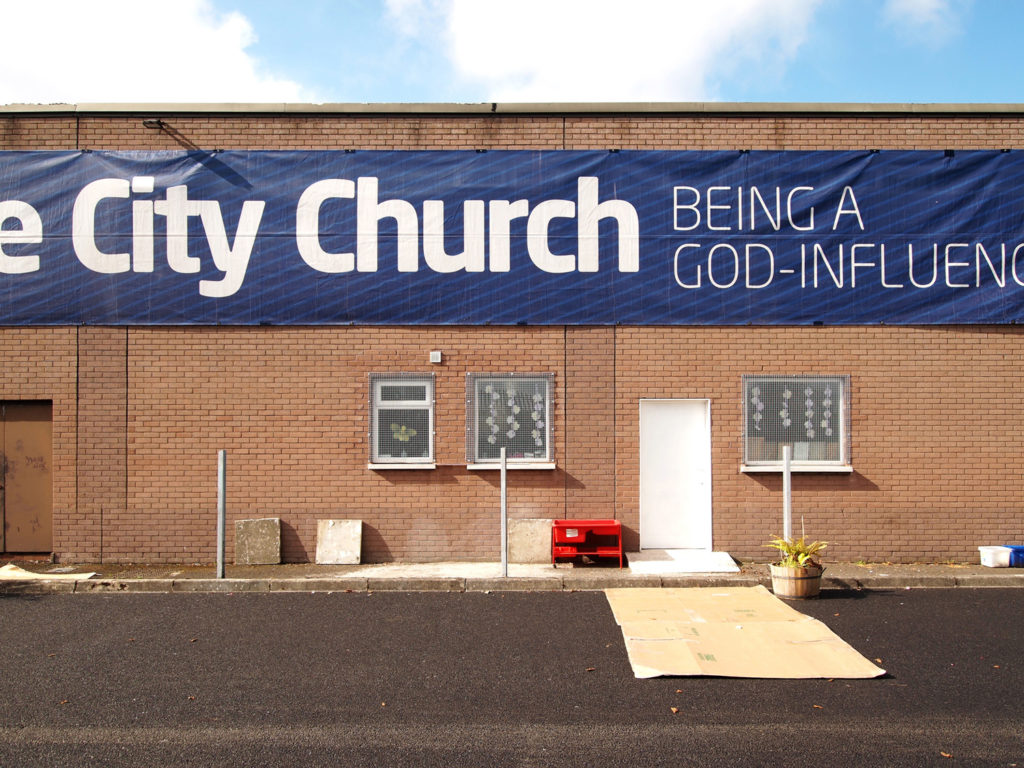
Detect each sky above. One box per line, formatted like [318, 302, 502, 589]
[0, 0, 1020, 105]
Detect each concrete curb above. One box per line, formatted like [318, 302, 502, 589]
[2, 567, 1023, 595]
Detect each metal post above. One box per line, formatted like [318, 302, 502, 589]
[500, 447, 508, 577]
[782, 444, 793, 541]
[217, 450, 226, 579]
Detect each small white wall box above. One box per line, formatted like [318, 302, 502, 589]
[979, 545, 1012, 567]
[429, 351, 442, 364]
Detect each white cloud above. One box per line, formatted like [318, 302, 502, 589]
[392, 0, 823, 102]
[882, 0, 971, 44]
[0, 0, 313, 104]
[385, 0, 447, 38]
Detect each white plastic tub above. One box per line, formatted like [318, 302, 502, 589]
[979, 545, 1012, 567]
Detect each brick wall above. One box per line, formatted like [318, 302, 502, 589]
[0, 327, 77, 554]
[123, 326, 565, 563]
[2, 104, 1023, 563]
[4, 109, 1022, 153]
[614, 325, 1024, 563]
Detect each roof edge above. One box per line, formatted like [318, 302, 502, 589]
[2, 101, 1024, 116]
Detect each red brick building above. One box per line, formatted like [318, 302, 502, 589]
[1, 102, 1022, 564]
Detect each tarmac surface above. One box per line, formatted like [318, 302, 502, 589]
[1, 587, 1022, 766]
[2, 557, 1023, 593]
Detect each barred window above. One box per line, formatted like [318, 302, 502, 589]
[467, 374, 553, 464]
[370, 374, 434, 465]
[742, 375, 851, 470]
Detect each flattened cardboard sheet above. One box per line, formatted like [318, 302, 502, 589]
[606, 586, 885, 679]
[0, 564, 95, 580]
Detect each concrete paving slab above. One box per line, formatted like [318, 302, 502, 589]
[563, 574, 663, 590]
[270, 578, 369, 592]
[508, 518, 553, 564]
[4, 557, 1024, 594]
[234, 518, 281, 565]
[171, 579, 271, 593]
[75, 579, 176, 593]
[367, 577, 466, 592]
[0, 580, 76, 594]
[956, 573, 1024, 587]
[356, 562, 561, 579]
[467, 577, 564, 592]
[660, 575, 764, 588]
[315, 519, 362, 564]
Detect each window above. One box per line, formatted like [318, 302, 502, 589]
[742, 375, 851, 471]
[467, 373, 554, 466]
[370, 374, 434, 466]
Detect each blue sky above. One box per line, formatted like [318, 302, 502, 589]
[1, 0, 1021, 104]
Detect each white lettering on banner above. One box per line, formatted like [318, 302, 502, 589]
[487, 199, 529, 272]
[72, 177, 265, 297]
[356, 177, 419, 272]
[831, 187, 865, 231]
[945, 243, 971, 288]
[7, 160, 1024, 315]
[976, 243, 1007, 287]
[527, 199, 576, 273]
[879, 245, 905, 288]
[295, 176, 640, 275]
[908, 244, 938, 288]
[73, 178, 131, 273]
[675, 240, 1024, 292]
[296, 179, 356, 272]
[673, 186, 815, 232]
[577, 177, 639, 272]
[0, 200, 43, 274]
[423, 199, 486, 273]
[673, 243, 775, 289]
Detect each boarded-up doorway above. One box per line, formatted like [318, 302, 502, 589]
[1, 402, 53, 553]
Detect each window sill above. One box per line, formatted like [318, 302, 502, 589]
[368, 462, 436, 471]
[467, 462, 556, 471]
[741, 464, 853, 474]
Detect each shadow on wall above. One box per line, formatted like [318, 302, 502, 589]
[471, 467, 585, 490]
[360, 524, 392, 563]
[371, 465, 584, 490]
[746, 470, 879, 493]
[373, 466, 461, 486]
[280, 520, 309, 563]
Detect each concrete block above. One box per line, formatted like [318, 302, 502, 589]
[270, 578, 369, 592]
[367, 577, 465, 592]
[467, 577, 564, 592]
[234, 517, 281, 565]
[76, 579, 176, 593]
[508, 518, 554, 564]
[172, 579, 269, 593]
[316, 519, 362, 564]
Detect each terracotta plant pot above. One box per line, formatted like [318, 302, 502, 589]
[770, 563, 824, 599]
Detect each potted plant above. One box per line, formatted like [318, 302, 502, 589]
[765, 535, 827, 599]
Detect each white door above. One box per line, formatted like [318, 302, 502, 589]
[639, 399, 712, 550]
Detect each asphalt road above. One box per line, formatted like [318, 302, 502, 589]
[1, 588, 1021, 767]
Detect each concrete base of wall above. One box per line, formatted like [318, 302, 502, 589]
[235, 518, 281, 565]
[316, 519, 362, 564]
[509, 518, 553, 564]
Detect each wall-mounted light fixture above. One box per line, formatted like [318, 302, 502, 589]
[142, 119, 165, 130]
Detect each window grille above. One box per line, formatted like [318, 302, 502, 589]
[369, 373, 434, 464]
[742, 374, 850, 468]
[466, 373, 553, 464]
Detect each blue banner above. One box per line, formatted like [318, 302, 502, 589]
[1, 149, 1023, 325]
